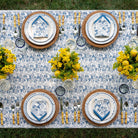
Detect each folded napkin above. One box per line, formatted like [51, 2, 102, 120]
[93, 109, 110, 121]
[93, 99, 110, 121]
[31, 100, 47, 121]
[94, 15, 111, 38]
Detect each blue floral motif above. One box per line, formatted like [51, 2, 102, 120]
[31, 100, 47, 121]
[32, 16, 49, 38]
[94, 15, 111, 37]
[93, 99, 110, 121]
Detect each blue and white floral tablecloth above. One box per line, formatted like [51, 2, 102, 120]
[0, 10, 138, 128]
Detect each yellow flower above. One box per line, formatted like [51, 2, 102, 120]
[73, 63, 80, 70]
[136, 68, 138, 72]
[51, 65, 57, 70]
[62, 56, 70, 62]
[57, 62, 62, 68]
[122, 60, 129, 66]
[136, 55, 138, 62]
[55, 70, 60, 77]
[117, 66, 123, 72]
[7, 58, 13, 63]
[130, 49, 137, 57]
[0, 56, 2, 60]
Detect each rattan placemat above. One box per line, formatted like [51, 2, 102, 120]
[21, 89, 59, 126]
[22, 11, 59, 49]
[82, 11, 119, 48]
[82, 89, 120, 127]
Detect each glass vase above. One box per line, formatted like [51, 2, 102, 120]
[132, 79, 138, 89]
[0, 79, 11, 91]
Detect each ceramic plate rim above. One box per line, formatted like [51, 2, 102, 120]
[85, 92, 117, 124]
[23, 92, 55, 124]
[85, 12, 117, 44]
[24, 13, 56, 45]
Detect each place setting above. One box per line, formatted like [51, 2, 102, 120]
[82, 10, 119, 48]
[21, 89, 59, 126]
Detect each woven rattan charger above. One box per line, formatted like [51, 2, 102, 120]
[82, 11, 119, 48]
[22, 11, 59, 49]
[21, 89, 59, 126]
[82, 89, 120, 127]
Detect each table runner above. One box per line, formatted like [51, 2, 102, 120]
[0, 10, 137, 128]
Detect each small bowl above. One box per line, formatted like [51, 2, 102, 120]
[55, 86, 66, 96]
[119, 84, 129, 94]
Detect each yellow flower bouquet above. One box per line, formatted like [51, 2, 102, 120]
[113, 45, 138, 81]
[0, 47, 16, 79]
[48, 48, 84, 81]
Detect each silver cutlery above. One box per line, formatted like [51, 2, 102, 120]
[13, 15, 18, 38]
[77, 98, 81, 123]
[73, 101, 77, 122]
[61, 15, 65, 34]
[119, 12, 123, 34]
[16, 102, 20, 125]
[122, 11, 125, 31]
[134, 102, 137, 123]
[2, 14, 6, 34]
[0, 102, 3, 125]
[58, 15, 62, 36]
[64, 101, 69, 124]
[124, 101, 128, 124]
[73, 12, 78, 35]
[60, 98, 64, 124]
[131, 12, 136, 35]
[11, 105, 15, 125]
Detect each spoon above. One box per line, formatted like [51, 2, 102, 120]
[0, 102, 3, 125]
[64, 101, 69, 124]
[2, 14, 6, 34]
[16, 102, 20, 125]
[76, 12, 86, 49]
[134, 102, 137, 123]
[11, 105, 15, 125]
[124, 101, 128, 124]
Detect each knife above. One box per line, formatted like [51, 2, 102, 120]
[120, 97, 123, 124]
[60, 98, 64, 124]
[0, 102, 3, 125]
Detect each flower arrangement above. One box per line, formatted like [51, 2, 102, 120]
[113, 45, 138, 81]
[0, 47, 16, 79]
[48, 48, 84, 81]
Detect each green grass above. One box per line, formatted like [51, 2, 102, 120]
[0, 0, 138, 138]
[0, 0, 138, 10]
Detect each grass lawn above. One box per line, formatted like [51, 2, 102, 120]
[0, 0, 138, 138]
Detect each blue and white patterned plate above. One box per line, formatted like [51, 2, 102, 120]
[24, 13, 56, 45]
[85, 12, 117, 44]
[23, 92, 55, 124]
[85, 92, 117, 124]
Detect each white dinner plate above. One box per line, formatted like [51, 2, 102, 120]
[24, 13, 56, 45]
[85, 91, 117, 124]
[85, 12, 117, 44]
[23, 92, 55, 124]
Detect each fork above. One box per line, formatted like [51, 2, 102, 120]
[77, 99, 81, 123]
[73, 101, 77, 122]
[11, 105, 15, 125]
[131, 12, 136, 35]
[119, 12, 122, 34]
